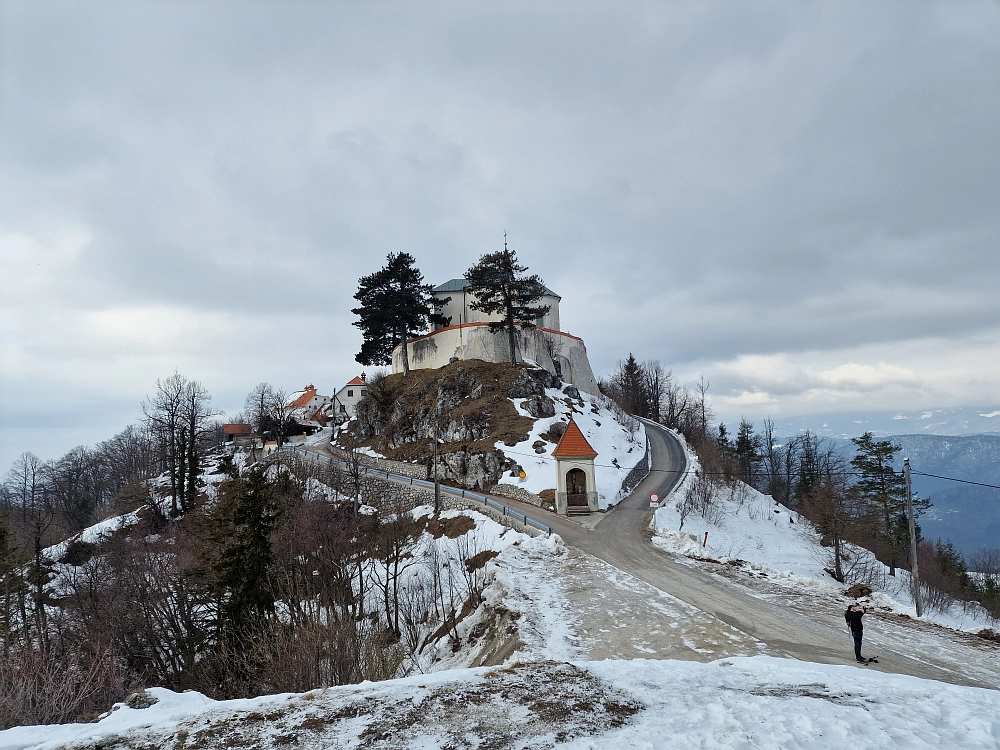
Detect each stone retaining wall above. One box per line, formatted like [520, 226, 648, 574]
[487, 483, 550, 511]
[613, 434, 651, 505]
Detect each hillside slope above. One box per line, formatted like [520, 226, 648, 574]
[341, 359, 646, 506]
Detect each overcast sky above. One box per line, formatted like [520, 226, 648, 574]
[2, 1, 999, 470]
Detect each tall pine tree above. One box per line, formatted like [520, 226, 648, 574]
[207, 466, 287, 649]
[464, 243, 549, 367]
[352, 253, 448, 375]
[733, 418, 762, 487]
[850, 432, 929, 576]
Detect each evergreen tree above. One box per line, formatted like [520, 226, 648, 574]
[615, 354, 650, 416]
[352, 253, 448, 375]
[715, 423, 732, 454]
[207, 466, 288, 647]
[733, 418, 762, 487]
[850, 432, 929, 576]
[0, 510, 26, 646]
[934, 540, 970, 591]
[794, 431, 820, 504]
[463, 243, 550, 367]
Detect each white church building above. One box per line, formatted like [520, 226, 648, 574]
[391, 278, 599, 395]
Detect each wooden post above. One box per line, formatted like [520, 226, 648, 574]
[904, 458, 923, 618]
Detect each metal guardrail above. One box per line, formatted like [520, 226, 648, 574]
[277, 444, 553, 536]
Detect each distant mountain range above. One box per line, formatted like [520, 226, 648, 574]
[881, 434, 1000, 559]
[768, 405, 1000, 440]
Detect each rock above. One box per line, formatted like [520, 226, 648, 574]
[563, 385, 581, 400]
[844, 584, 872, 599]
[434, 450, 504, 489]
[523, 394, 556, 419]
[507, 369, 544, 398]
[470, 383, 484, 399]
[125, 691, 159, 709]
[532, 440, 547, 454]
[538, 370, 562, 389]
[540, 421, 567, 443]
[976, 628, 1000, 642]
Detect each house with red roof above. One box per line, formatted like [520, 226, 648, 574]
[553, 419, 599, 515]
[333, 374, 369, 419]
[286, 384, 332, 420]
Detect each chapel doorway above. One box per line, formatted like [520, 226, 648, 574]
[566, 468, 589, 508]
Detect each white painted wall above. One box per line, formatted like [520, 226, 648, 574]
[433, 289, 561, 332]
[391, 324, 600, 396]
[554, 456, 599, 514]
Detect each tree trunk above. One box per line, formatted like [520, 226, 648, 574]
[400, 329, 410, 375]
[833, 535, 844, 582]
[505, 300, 518, 367]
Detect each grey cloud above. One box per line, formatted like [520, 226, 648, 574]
[2, 1, 999, 468]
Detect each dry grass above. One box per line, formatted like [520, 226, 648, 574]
[344, 360, 537, 462]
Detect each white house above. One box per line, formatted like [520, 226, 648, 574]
[286, 384, 332, 420]
[391, 278, 600, 395]
[333, 374, 369, 418]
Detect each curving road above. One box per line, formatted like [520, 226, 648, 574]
[488, 421, 998, 689]
[297, 427, 997, 688]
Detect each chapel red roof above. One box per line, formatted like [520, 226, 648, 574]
[223, 423, 252, 435]
[345, 375, 367, 386]
[552, 420, 598, 459]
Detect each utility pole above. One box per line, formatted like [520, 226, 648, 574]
[904, 458, 923, 617]
[433, 387, 442, 514]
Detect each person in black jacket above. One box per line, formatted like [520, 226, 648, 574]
[845, 604, 868, 662]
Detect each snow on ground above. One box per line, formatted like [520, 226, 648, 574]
[4, 656, 999, 750]
[497, 386, 646, 508]
[42, 511, 142, 564]
[651, 436, 997, 633]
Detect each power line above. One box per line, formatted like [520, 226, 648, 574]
[911, 471, 1000, 490]
[502, 447, 1000, 489]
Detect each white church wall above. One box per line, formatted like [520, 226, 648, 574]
[433, 290, 561, 332]
[391, 324, 599, 396]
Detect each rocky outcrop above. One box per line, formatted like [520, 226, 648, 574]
[522, 394, 556, 419]
[342, 360, 561, 490]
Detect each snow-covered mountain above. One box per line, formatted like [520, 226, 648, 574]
[751, 407, 1000, 556]
[769, 405, 1000, 439]
[813, 433, 1000, 556]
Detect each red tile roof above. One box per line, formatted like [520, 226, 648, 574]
[288, 385, 317, 410]
[223, 423, 252, 435]
[345, 375, 366, 386]
[552, 420, 598, 459]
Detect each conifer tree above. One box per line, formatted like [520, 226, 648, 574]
[207, 466, 287, 648]
[733, 418, 762, 486]
[464, 243, 549, 367]
[850, 432, 930, 576]
[794, 431, 820, 504]
[352, 253, 448, 375]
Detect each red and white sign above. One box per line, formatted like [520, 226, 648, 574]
[649, 493, 660, 508]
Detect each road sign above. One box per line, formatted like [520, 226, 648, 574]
[649, 493, 660, 508]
